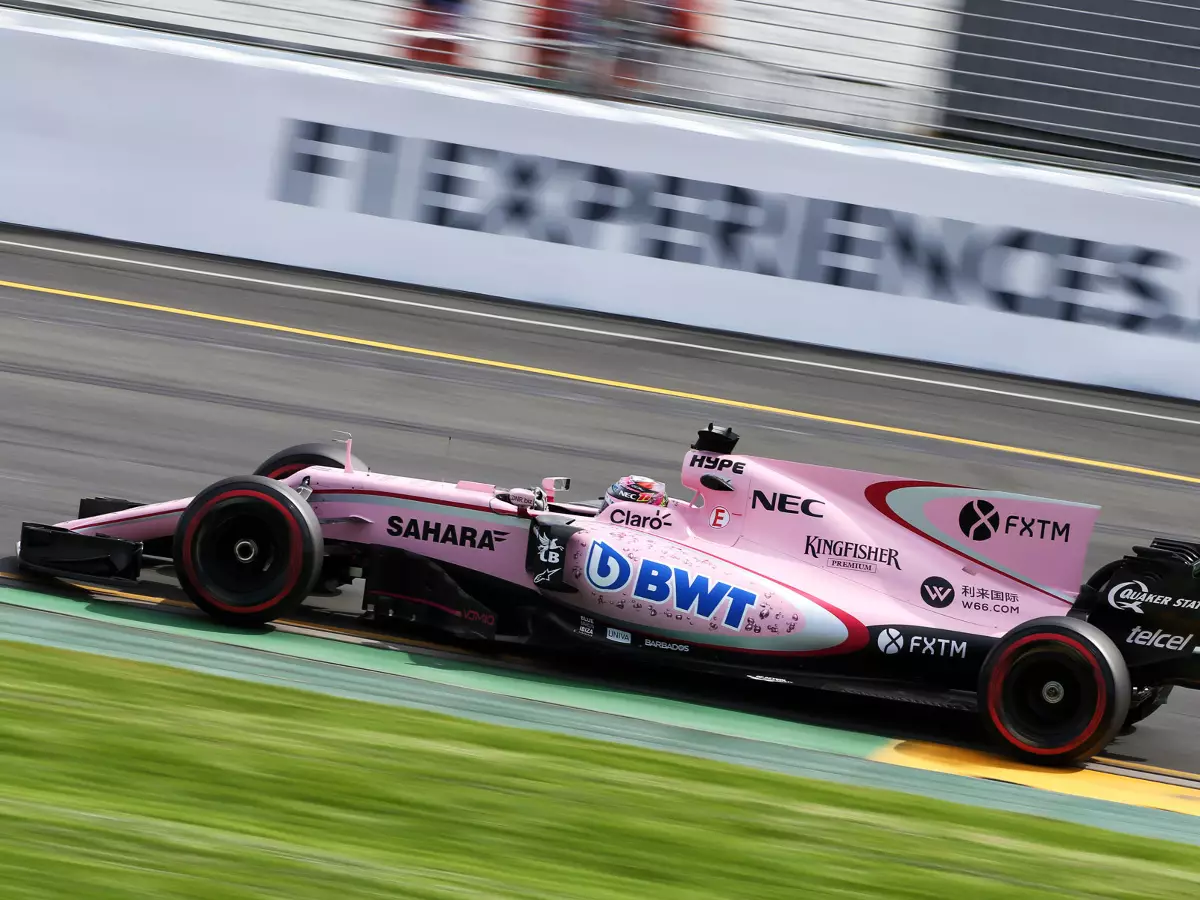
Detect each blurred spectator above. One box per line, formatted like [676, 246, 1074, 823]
[660, 0, 702, 52]
[529, 0, 701, 91]
[529, 0, 574, 82]
[397, 0, 470, 67]
[598, 0, 660, 91]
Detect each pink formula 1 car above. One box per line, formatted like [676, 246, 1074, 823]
[14, 424, 1200, 765]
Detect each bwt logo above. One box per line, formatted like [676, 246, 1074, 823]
[957, 500, 1070, 543]
[584, 540, 758, 630]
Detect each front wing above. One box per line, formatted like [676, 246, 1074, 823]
[17, 522, 143, 584]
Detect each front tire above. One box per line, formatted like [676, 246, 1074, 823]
[173, 475, 323, 627]
[979, 617, 1130, 766]
[254, 442, 367, 480]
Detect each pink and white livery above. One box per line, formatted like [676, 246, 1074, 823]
[14, 424, 1200, 765]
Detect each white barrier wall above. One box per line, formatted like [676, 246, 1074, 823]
[3, 10, 1200, 401]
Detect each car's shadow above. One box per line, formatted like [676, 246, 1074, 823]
[484, 640, 989, 750]
[0, 560, 1092, 761]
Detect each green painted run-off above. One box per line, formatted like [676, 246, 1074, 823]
[0, 585, 890, 758]
[2, 583, 1200, 844]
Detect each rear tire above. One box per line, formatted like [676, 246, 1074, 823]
[173, 475, 323, 627]
[979, 617, 1130, 766]
[254, 442, 367, 480]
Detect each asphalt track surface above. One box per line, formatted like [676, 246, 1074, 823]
[2, 224, 1200, 774]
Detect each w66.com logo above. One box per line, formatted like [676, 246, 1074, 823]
[920, 576, 955, 609]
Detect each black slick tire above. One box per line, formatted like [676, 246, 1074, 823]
[173, 475, 323, 627]
[254, 442, 367, 480]
[979, 616, 1130, 766]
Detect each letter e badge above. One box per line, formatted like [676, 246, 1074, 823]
[709, 507, 731, 529]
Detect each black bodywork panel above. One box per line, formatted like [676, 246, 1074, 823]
[77, 497, 143, 520]
[363, 545, 502, 640]
[17, 522, 143, 584]
[524, 514, 586, 592]
[1073, 537, 1200, 689]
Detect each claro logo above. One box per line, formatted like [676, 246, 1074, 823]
[610, 508, 671, 530]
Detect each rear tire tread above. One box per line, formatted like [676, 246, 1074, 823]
[979, 616, 1130, 767]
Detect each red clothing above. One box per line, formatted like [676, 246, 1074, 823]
[399, 0, 469, 67]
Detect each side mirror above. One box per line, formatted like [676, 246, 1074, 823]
[541, 477, 570, 501]
[700, 474, 734, 492]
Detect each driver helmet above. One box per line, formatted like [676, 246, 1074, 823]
[602, 475, 669, 510]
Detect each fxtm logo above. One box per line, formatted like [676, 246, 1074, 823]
[1126, 625, 1194, 652]
[877, 628, 904, 654]
[387, 516, 508, 551]
[957, 500, 1070, 543]
[584, 540, 758, 630]
[1107, 580, 1174, 614]
[877, 627, 966, 659]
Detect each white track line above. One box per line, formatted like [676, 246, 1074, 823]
[3, 237, 1200, 428]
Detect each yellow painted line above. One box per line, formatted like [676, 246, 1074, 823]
[77, 582, 178, 606]
[1094, 757, 1200, 782]
[3, 278, 1200, 485]
[0, 571, 473, 656]
[873, 741, 1200, 817]
[0, 571, 174, 606]
[277, 617, 479, 656]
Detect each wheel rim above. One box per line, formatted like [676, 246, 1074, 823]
[191, 502, 294, 608]
[996, 644, 1101, 752]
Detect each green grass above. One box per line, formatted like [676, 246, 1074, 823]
[0, 642, 1196, 899]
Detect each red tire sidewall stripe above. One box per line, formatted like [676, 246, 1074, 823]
[266, 463, 308, 479]
[986, 632, 1108, 756]
[182, 489, 304, 615]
